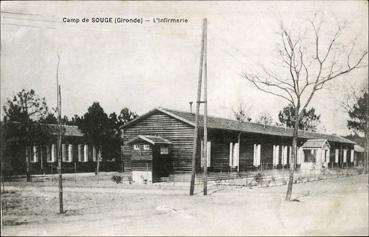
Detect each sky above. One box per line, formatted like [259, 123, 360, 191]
[1, 1, 368, 136]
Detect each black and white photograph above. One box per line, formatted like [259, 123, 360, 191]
[1, 1, 368, 236]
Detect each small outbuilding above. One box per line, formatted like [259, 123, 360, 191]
[301, 139, 330, 170]
[127, 135, 172, 183]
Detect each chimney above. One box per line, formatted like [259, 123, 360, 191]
[189, 101, 193, 114]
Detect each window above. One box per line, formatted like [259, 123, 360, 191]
[84, 145, 88, 162]
[282, 146, 288, 165]
[160, 146, 169, 155]
[133, 144, 140, 150]
[143, 144, 150, 150]
[350, 149, 354, 162]
[201, 141, 211, 168]
[324, 149, 330, 163]
[335, 149, 339, 163]
[68, 144, 73, 162]
[297, 147, 304, 164]
[31, 146, 38, 163]
[62, 144, 68, 162]
[253, 144, 261, 167]
[343, 149, 347, 163]
[46, 145, 51, 162]
[229, 142, 239, 168]
[78, 144, 82, 162]
[93, 146, 97, 162]
[273, 145, 280, 166]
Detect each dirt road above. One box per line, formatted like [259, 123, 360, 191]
[2, 175, 368, 236]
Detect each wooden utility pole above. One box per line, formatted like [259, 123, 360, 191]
[189, 18, 206, 196]
[366, 77, 369, 174]
[203, 18, 208, 196]
[56, 55, 64, 214]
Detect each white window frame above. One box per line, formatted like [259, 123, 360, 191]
[297, 147, 304, 164]
[143, 144, 150, 150]
[253, 144, 261, 167]
[350, 149, 354, 162]
[51, 144, 56, 162]
[62, 144, 67, 162]
[229, 142, 239, 168]
[160, 146, 169, 155]
[201, 140, 211, 168]
[84, 144, 88, 162]
[273, 145, 280, 166]
[335, 149, 339, 163]
[282, 146, 288, 165]
[93, 146, 97, 162]
[78, 144, 82, 162]
[133, 144, 140, 151]
[67, 144, 73, 162]
[31, 146, 38, 163]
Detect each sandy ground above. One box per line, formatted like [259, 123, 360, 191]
[1, 174, 368, 236]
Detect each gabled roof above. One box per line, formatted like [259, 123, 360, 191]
[3, 121, 84, 137]
[127, 135, 172, 145]
[302, 139, 330, 149]
[122, 107, 355, 145]
[47, 124, 84, 137]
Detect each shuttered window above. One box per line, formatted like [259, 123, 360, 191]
[229, 142, 239, 168]
[160, 146, 169, 154]
[273, 145, 280, 166]
[31, 146, 38, 163]
[201, 141, 211, 168]
[93, 146, 97, 162]
[68, 144, 73, 162]
[253, 144, 261, 167]
[62, 144, 68, 162]
[78, 144, 82, 162]
[350, 150, 354, 162]
[282, 146, 288, 165]
[84, 145, 88, 162]
[335, 149, 339, 163]
[297, 147, 304, 164]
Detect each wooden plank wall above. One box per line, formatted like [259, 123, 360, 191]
[122, 111, 194, 172]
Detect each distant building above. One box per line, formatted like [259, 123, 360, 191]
[121, 107, 357, 183]
[3, 123, 117, 175]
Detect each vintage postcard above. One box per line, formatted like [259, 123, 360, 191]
[1, 1, 368, 236]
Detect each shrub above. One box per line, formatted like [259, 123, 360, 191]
[254, 173, 264, 185]
[111, 175, 122, 184]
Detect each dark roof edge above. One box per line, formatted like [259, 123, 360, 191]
[121, 107, 195, 130]
[121, 107, 355, 145]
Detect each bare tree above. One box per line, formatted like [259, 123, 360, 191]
[243, 14, 368, 201]
[233, 102, 253, 122]
[255, 111, 273, 126]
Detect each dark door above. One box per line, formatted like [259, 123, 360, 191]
[152, 146, 172, 182]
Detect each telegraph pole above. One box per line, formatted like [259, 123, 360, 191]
[56, 55, 64, 214]
[203, 18, 208, 196]
[189, 18, 206, 196]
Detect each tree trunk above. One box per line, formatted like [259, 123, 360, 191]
[95, 146, 101, 175]
[285, 111, 299, 201]
[364, 85, 369, 174]
[26, 145, 31, 182]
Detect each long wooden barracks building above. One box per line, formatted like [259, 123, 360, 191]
[121, 107, 357, 183]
